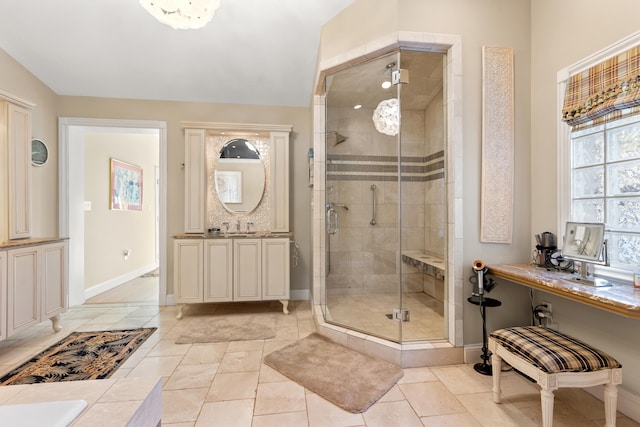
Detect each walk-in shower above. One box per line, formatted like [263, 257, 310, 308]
[321, 50, 447, 344]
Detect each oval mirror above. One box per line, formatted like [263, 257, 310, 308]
[215, 138, 265, 214]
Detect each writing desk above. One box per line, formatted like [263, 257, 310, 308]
[488, 264, 640, 319]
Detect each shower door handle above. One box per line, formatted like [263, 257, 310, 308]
[327, 208, 338, 234]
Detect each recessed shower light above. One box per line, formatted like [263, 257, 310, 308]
[353, 104, 362, 110]
[381, 81, 392, 89]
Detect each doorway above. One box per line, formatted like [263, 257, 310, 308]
[59, 118, 167, 307]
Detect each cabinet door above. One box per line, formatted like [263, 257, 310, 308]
[174, 239, 204, 303]
[184, 129, 206, 233]
[7, 246, 39, 336]
[204, 239, 233, 302]
[262, 238, 290, 300]
[0, 251, 6, 341]
[41, 241, 68, 319]
[234, 239, 261, 301]
[8, 103, 32, 239]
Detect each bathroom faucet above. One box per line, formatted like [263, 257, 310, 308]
[222, 222, 229, 235]
[236, 220, 241, 232]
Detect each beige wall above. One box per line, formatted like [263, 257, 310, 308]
[84, 132, 158, 289]
[57, 97, 312, 295]
[531, 0, 640, 398]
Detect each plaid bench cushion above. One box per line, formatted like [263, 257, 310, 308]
[490, 326, 621, 373]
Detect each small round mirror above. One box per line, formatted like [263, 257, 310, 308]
[215, 138, 265, 214]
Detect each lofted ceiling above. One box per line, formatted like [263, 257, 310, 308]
[0, 0, 355, 107]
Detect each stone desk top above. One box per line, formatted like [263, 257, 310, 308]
[489, 263, 640, 319]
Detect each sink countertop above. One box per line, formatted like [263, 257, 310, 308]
[0, 237, 69, 249]
[174, 231, 293, 239]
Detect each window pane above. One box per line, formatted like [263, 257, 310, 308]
[606, 160, 640, 196]
[573, 199, 604, 222]
[573, 166, 604, 198]
[606, 197, 640, 231]
[573, 133, 604, 167]
[606, 121, 640, 162]
[607, 231, 640, 268]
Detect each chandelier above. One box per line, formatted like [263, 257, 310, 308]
[372, 98, 400, 136]
[139, 0, 221, 30]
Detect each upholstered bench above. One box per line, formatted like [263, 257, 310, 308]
[488, 326, 622, 427]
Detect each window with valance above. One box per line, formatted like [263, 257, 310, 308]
[562, 45, 640, 130]
[561, 42, 640, 274]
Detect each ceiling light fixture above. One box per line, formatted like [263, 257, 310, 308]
[353, 104, 362, 110]
[381, 62, 396, 90]
[372, 98, 399, 136]
[139, 0, 221, 30]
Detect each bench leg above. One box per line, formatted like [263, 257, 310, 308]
[540, 388, 555, 427]
[603, 383, 618, 427]
[491, 352, 502, 403]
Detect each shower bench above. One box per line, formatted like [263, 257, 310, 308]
[489, 326, 622, 427]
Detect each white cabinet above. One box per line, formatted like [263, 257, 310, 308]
[0, 251, 6, 341]
[173, 239, 203, 303]
[204, 239, 232, 302]
[7, 103, 32, 239]
[7, 245, 39, 335]
[262, 238, 290, 300]
[174, 236, 290, 319]
[5, 240, 67, 338]
[234, 239, 262, 301]
[184, 129, 206, 233]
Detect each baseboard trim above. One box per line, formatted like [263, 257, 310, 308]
[290, 289, 309, 301]
[464, 344, 483, 364]
[84, 263, 157, 299]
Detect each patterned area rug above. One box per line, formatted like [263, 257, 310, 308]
[0, 328, 156, 386]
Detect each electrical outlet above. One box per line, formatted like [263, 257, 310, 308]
[542, 301, 552, 314]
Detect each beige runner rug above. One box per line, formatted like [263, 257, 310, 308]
[264, 332, 403, 413]
[175, 314, 276, 344]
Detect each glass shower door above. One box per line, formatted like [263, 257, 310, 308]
[324, 51, 402, 343]
[398, 50, 447, 341]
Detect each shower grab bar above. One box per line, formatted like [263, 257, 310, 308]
[327, 207, 338, 234]
[370, 184, 377, 225]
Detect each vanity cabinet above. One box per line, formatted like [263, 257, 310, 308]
[1, 91, 35, 242]
[173, 236, 290, 318]
[0, 251, 6, 341]
[3, 239, 67, 339]
[204, 239, 233, 302]
[173, 239, 204, 303]
[183, 129, 206, 233]
[180, 122, 292, 234]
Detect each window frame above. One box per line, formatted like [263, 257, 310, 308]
[557, 31, 640, 283]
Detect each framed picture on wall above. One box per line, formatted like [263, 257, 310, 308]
[110, 158, 143, 211]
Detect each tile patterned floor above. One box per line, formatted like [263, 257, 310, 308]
[0, 278, 638, 426]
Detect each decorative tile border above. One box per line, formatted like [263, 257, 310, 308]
[327, 151, 444, 182]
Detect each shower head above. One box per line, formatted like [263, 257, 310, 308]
[327, 131, 348, 145]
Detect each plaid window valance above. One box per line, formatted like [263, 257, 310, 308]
[562, 45, 640, 129]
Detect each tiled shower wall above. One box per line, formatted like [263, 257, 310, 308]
[325, 91, 445, 297]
